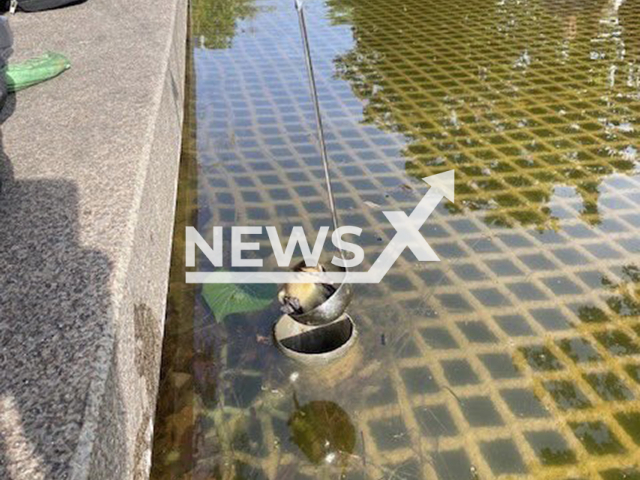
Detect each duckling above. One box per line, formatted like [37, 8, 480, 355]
[278, 264, 336, 315]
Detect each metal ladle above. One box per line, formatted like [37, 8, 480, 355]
[288, 0, 353, 325]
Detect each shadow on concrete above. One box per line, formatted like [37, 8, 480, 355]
[0, 93, 15, 191]
[0, 89, 115, 478]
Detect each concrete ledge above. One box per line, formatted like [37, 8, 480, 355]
[0, 0, 187, 478]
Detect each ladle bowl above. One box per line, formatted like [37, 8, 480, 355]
[288, 262, 352, 326]
[274, 313, 357, 365]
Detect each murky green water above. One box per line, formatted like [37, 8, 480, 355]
[151, 0, 640, 478]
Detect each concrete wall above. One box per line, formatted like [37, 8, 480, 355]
[0, 0, 187, 478]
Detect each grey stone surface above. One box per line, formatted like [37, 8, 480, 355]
[0, 0, 187, 478]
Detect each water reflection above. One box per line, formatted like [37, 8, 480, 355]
[330, 0, 639, 228]
[621, 0, 640, 65]
[192, 0, 261, 49]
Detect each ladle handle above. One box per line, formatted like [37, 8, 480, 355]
[295, 0, 347, 268]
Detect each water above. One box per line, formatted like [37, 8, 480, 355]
[151, 0, 640, 478]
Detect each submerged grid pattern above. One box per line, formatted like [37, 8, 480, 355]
[156, 0, 640, 479]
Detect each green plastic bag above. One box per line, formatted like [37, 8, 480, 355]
[4, 52, 70, 92]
